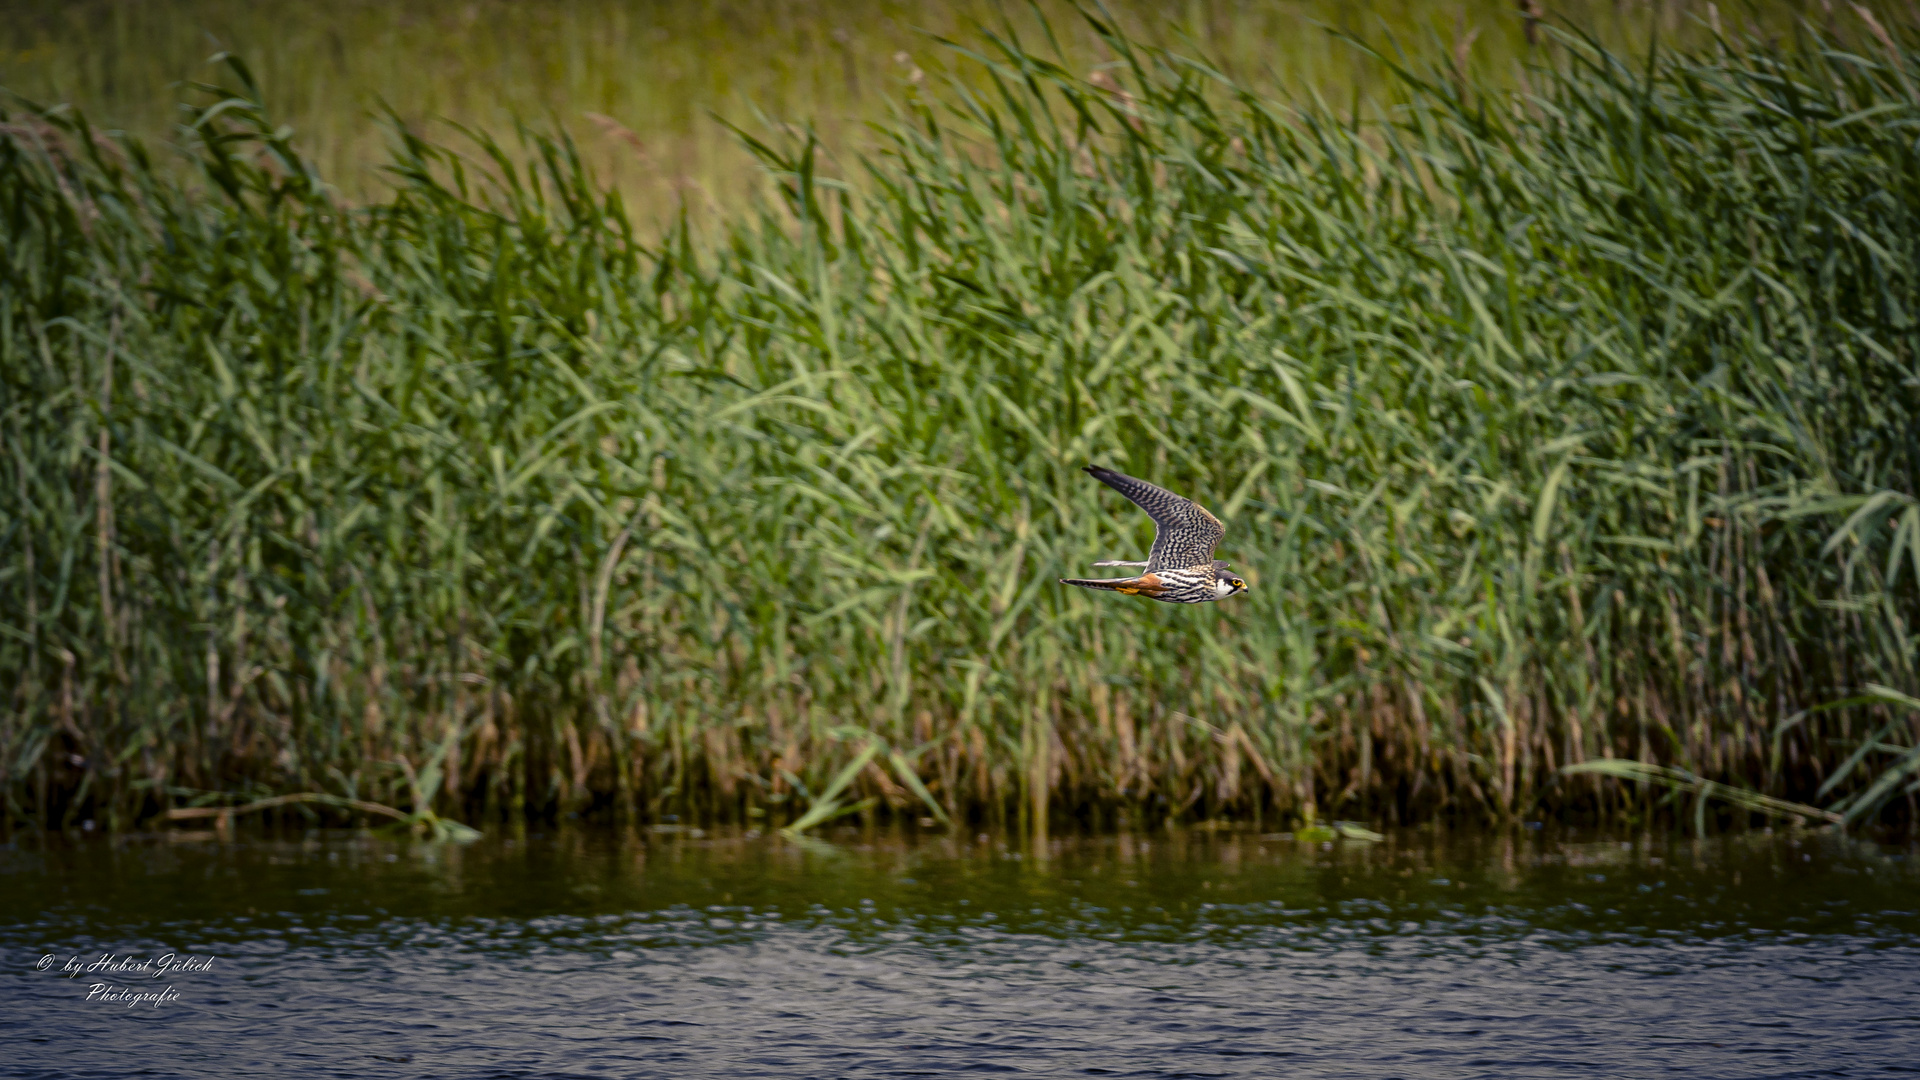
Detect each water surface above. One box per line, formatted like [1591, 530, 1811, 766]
[4, 825, 1918, 1078]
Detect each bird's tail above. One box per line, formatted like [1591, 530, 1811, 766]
[1060, 574, 1156, 596]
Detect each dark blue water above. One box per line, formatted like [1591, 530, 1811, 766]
[4, 826, 1918, 1078]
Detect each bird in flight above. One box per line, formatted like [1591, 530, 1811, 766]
[1061, 465, 1248, 604]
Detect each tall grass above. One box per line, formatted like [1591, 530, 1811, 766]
[3, 8, 1917, 833]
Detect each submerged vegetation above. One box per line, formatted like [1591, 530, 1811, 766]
[3, 7, 1919, 834]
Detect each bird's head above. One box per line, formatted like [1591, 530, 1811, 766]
[1214, 575, 1249, 599]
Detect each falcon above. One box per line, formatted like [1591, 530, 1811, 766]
[1061, 464, 1248, 604]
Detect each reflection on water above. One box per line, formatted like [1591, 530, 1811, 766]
[4, 826, 1918, 1078]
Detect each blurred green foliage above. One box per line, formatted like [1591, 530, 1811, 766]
[1, 0, 1744, 222]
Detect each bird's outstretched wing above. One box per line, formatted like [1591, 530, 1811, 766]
[1083, 465, 1224, 573]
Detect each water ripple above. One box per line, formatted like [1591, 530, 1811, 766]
[4, 829, 1918, 1078]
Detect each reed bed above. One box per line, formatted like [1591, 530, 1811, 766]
[3, 8, 1917, 833]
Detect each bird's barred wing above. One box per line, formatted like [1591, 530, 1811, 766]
[1083, 465, 1224, 573]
